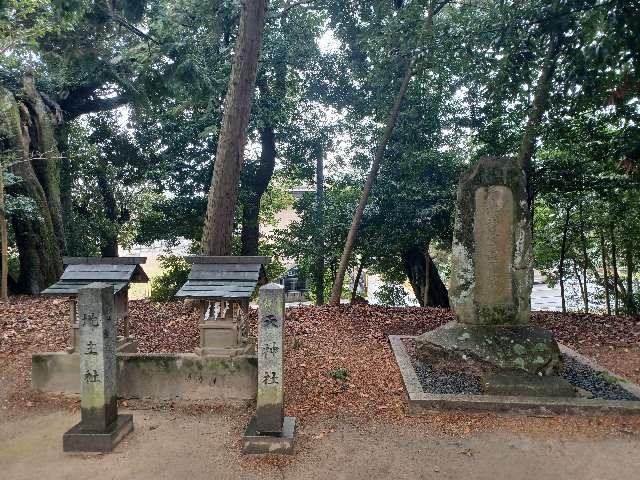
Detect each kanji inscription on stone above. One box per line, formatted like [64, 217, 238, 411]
[78, 282, 117, 432]
[256, 283, 285, 434]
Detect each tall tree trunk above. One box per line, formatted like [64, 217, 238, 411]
[600, 229, 611, 315]
[610, 223, 619, 315]
[350, 257, 365, 303]
[516, 0, 562, 209]
[22, 75, 65, 253]
[625, 240, 636, 314]
[578, 204, 589, 313]
[330, 1, 444, 305]
[95, 159, 119, 257]
[401, 245, 449, 308]
[240, 125, 276, 255]
[330, 57, 416, 304]
[314, 151, 325, 305]
[559, 206, 571, 313]
[201, 0, 267, 255]
[0, 88, 63, 293]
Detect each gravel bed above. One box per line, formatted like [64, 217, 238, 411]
[403, 338, 640, 401]
[559, 354, 640, 401]
[402, 338, 483, 395]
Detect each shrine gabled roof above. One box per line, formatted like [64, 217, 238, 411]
[41, 257, 148, 297]
[175, 256, 270, 300]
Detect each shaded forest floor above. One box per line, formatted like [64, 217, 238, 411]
[2, 297, 640, 433]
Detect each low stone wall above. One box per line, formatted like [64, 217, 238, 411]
[32, 352, 257, 401]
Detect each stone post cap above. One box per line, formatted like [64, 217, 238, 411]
[259, 283, 284, 292]
[79, 282, 114, 293]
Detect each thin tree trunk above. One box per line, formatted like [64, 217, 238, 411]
[201, 0, 267, 255]
[0, 160, 7, 299]
[517, 0, 562, 209]
[600, 229, 611, 315]
[559, 206, 571, 313]
[423, 241, 430, 307]
[329, 1, 445, 305]
[579, 204, 589, 313]
[573, 262, 587, 312]
[95, 159, 119, 257]
[330, 58, 416, 304]
[610, 223, 619, 315]
[58, 126, 74, 254]
[625, 240, 636, 314]
[350, 257, 365, 303]
[314, 151, 325, 305]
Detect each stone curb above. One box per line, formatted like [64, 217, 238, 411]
[389, 335, 640, 416]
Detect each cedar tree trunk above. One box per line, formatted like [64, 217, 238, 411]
[202, 0, 267, 255]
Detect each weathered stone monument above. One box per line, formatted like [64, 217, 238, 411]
[417, 157, 567, 390]
[242, 283, 296, 454]
[63, 283, 133, 453]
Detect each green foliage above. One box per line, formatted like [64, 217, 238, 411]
[595, 371, 621, 385]
[375, 283, 408, 307]
[328, 367, 349, 381]
[149, 255, 191, 302]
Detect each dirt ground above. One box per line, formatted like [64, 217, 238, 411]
[1, 407, 640, 480]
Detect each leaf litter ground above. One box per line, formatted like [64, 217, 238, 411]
[2, 297, 640, 447]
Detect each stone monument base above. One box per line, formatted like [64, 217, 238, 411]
[416, 321, 562, 376]
[63, 414, 133, 453]
[482, 373, 575, 397]
[242, 416, 296, 454]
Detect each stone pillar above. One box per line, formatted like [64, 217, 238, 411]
[256, 283, 285, 433]
[417, 157, 562, 377]
[63, 282, 133, 452]
[242, 283, 296, 454]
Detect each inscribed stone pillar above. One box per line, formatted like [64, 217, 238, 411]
[416, 157, 562, 377]
[256, 283, 285, 434]
[79, 282, 117, 431]
[449, 156, 533, 325]
[63, 282, 133, 453]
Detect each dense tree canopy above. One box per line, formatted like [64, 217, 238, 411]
[0, 0, 638, 311]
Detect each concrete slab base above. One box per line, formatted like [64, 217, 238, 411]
[63, 414, 133, 453]
[32, 352, 257, 401]
[390, 335, 640, 416]
[242, 416, 296, 454]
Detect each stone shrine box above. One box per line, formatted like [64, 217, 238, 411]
[41, 257, 148, 353]
[176, 256, 270, 356]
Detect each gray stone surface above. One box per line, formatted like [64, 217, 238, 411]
[449, 156, 532, 326]
[390, 335, 640, 416]
[417, 156, 561, 376]
[63, 414, 133, 453]
[256, 283, 285, 434]
[63, 283, 133, 453]
[32, 352, 257, 400]
[77, 283, 117, 432]
[416, 322, 561, 376]
[242, 416, 296, 454]
[482, 373, 575, 398]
